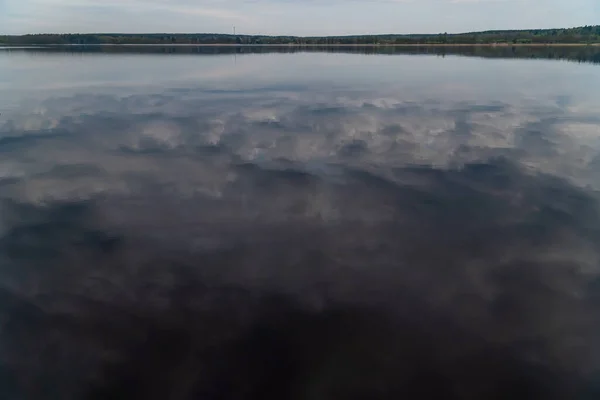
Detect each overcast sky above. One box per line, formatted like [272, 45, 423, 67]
[1, 0, 599, 36]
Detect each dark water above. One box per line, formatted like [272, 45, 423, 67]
[1, 46, 600, 399]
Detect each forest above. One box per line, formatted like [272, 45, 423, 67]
[1, 26, 600, 45]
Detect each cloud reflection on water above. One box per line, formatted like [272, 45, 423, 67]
[1, 54, 600, 399]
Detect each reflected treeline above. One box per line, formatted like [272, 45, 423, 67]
[4, 44, 600, 65]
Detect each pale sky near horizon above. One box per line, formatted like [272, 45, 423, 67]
[0, 0, 599, 36]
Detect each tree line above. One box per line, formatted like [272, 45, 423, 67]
[1, 26, 600, 45]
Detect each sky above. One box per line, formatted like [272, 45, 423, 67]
[0, 0, 599, 36]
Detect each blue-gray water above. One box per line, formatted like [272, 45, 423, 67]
[2, 46, 600, 399]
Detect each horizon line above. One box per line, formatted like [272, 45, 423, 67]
[1, 25, 598, 38]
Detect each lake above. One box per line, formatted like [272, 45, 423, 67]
[1, 45, 600, 399]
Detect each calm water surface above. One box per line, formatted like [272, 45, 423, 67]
[1, 46, 600, 399]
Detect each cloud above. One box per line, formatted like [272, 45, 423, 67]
[0, 0, 253, 34]
[67, 0, 251, 22]
[449, 0, 514, 3]
[0, 0, 598, 35]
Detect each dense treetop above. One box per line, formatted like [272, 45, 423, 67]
[1, 26, 600, 45]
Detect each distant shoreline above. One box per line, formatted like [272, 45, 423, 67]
[3, 43, 599, 47]
[3, 27, 599, 46]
